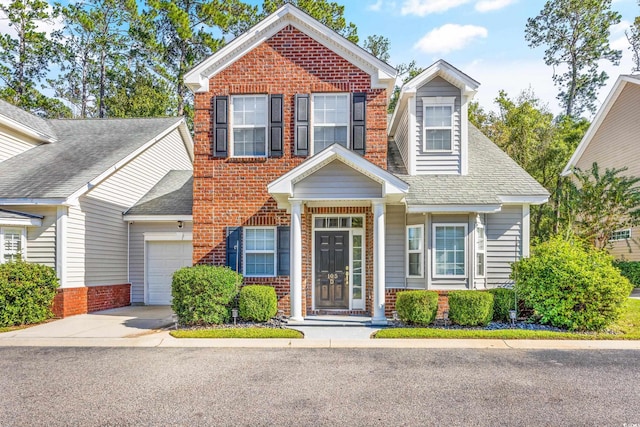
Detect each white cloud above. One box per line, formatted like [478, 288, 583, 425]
[475, 0, 517, 13]
[414, 24, 488, 54]
[368, 0, 384, 11]
[400, 0, 471, 16]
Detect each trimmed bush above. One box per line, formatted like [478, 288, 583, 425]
[513, 236, 633, 331]
[487, 288, 517, 323]
[171, 265, 241, 325]
[448, 291, 494, 327]
[395, 290, 438, 326]
[0, 260, 59, 327]
[614, 261, 640, 288]
[239, 285, 278, 322]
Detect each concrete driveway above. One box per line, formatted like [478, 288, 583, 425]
[0, 306, 174, 339]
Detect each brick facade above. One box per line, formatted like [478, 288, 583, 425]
[192, 25, 388, 316]
[52, 284, 131, 318]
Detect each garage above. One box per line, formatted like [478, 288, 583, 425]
[146, 240, 193, 305]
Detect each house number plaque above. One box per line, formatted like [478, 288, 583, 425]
[327, 273, 338, 285]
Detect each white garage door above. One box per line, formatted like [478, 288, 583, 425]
[146, 241, 193, 305]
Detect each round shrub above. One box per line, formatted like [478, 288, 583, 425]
[239, 285, 278, 322]
[448, 291, 494, 327]
[0, 260, 59, 327]
[171, 265, 241, 325]
[512, 236, 633, 331]
[487, 288, 517, 323]
[395, 290, 438, 325]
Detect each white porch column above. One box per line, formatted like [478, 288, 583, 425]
[289, 200, 304, 321]
[372, 200, 387, 325]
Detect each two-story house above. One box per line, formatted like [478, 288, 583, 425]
[185, 4, 548, 324]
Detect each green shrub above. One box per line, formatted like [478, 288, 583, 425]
[614, 261, 640, 288]
[0, 260, 59, 327]
[448, 291, 494, 326]
[395, 290, 438, 326]
[239, 285, 278, 322]
[513, 236, 633, 331]
[487, 288, 517, 322]
[171, 265, 241, 325]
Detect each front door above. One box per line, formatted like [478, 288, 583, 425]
[315, 231, 349, 309]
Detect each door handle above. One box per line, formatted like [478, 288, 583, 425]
[345, 265, 349, 286]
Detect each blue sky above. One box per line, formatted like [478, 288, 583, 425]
[337, 0, 639, 117]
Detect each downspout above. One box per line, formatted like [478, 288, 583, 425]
[127, 221, 131, 284]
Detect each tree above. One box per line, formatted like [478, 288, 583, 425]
[525, 0, 622, 117]
[363, 34, 389, 63]
[260, 0, 358, 43]
[561, 163, 640, 249]
[627, 2, 640, 73]
[0, 0, 70, 117]
[388, 60, 424, 113]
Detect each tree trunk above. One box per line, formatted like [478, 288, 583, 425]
[99, 49, 106, 118]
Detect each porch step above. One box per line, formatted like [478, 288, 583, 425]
[287, 315, 372, 327]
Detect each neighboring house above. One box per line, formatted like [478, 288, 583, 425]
[0, 99, 193, 317]
[184, 4, 549, 324]
[563, 74, 640, 260]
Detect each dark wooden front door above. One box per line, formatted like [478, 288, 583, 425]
[315, 231, 349, 309]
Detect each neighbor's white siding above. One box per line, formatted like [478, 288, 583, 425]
[486, 205, 523, 287]
[129, 222, 193, 303]
[0, 126, 41, 163]
[385, 205, 405, 289]
[64, 127, 192, 287]
[7, 205, 57, 268]
[294, 160, 382, 199]
[394, 103, 410, 171]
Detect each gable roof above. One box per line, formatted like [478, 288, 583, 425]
[388, 124, 549, 209]
[0, 117, 190, 201]
[0, 99, 57, 143]
[184, 3, 396, 94]
[124, 170, 193, 219]
[562, 74, 640, 175]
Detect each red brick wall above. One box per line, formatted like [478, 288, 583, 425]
[52, 284, 131, 318]
[192, 25, 389, 316]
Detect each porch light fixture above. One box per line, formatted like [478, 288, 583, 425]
[391, 310, 398, 321]
[177, 221, 183, 229]
[232, 308, 239, 325]
[443, 310, 449, 328]
[276, 309, 285, 327]
[509, 309, 517, 327]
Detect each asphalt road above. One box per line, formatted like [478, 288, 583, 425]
[1, 347, 639, 426]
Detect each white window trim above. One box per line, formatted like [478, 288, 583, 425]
[432, 223, 467, 279]
[243, 226, 277, 278]
[422, 96, 455, 153]
[0, 227, 27, 263]
[311, 93, 350, 155]
[406, 224, 424, 278]
[476, 222, 486, 278]
[610, 229, 632, 242]
[230, 94, 268, 158]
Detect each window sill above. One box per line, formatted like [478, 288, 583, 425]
[227, 157, 268, 163]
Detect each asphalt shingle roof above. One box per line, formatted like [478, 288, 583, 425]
[125, 170, 193, 216]
[0, 99, 56, 141]
[0, 117, 183, 199]
[388, 124, 549, 206]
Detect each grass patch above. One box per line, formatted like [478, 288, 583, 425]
[170, 328, 303, 339]
[374, 298, 640, 340]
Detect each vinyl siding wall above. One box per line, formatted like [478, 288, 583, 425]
[394, 103, 410, 171]
[294, 160, 382, 199]
[65, 128, 192, 287]
[129, 222, 193, 303]
[415, 77, 461, 174]
[8, 205, 57, 268]
[486, 205, 523, 287]
[385, 204, 406, 288]
[0, 126, 41, 163]
[575, 82, 640, 261]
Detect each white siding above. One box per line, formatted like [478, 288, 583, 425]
[65, 127, 192, 287]
[0, 127, 40, 163]
[414, 77, 461, 174]
[7, 205, 57, 268]
[486, 205, 522, 287]
[385, 205, 405, 288]
[294, 160, 382, 199]
[394, 104, 409, 171]
[129, 222, 193, 303]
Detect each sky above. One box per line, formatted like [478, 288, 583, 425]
[1, 0, 638, 118]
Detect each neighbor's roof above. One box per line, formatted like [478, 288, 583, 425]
[0, 117, 184, 200]
[0, 99, 57, 143]
[388, 124, 549, 207]
[125, 170, 193, 217]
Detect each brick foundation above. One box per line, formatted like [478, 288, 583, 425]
[385, 289, 451, 319]
[52, 284, 131, 318]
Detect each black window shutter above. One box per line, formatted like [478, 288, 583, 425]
[351, 92, 366, 155]
[214, 96, 228, 157]
[226, 226, 242, 272]
[294, 94, 309, 157]
[269, 94, 283, 157]
[277, 226, 290, 276]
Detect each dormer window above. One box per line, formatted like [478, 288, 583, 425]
[423, 97, 455, 152]
[312, 93, 349, 154]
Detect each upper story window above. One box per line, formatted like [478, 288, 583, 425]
[312, 93, 349, 154]
[231, 95, 267, 157]
[423, 97, 455, 152]
[1, 227, 25, 263]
